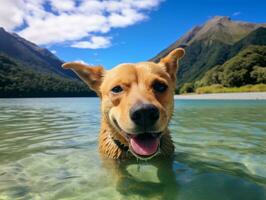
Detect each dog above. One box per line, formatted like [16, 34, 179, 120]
[62, 48, 185, 161]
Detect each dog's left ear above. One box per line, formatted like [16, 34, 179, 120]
[159, 48, 185, 80]
[62, 62, 104, 96]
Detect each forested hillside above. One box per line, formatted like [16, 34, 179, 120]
[196, 45, 266, 87]
[0, 54, 95, 97]
[0, 27, 95, 97]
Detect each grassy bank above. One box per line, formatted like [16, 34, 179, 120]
[195, 84, 266, 94]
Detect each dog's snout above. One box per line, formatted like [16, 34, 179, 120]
[130, 104, 159, 127]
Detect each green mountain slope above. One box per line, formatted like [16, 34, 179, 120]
[229, 27, 266, 58]
[0, 27, 96, 97]
[151, 16, 266, 92]
[0, 27, 75, 78]
[0, 54, 95, 98]
[197, 45, 266, 87]
[176, 39, 230, 87]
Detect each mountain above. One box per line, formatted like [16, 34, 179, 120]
[152, 16, 266, 61]
[0, 54, 95, 97]
[197, 45, 266, 88]
[0, 27, 95, 97]
[0, 27, 75, 78]
[229, 27, 266, 58]
[151, 16, 266, 92]
[196, 27, 266, 87]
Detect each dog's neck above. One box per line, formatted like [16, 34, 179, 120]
[98, 117, 175, 160]
[98, 117, 131, 159]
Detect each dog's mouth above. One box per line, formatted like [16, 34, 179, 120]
[128, 132, 161, 158]
[112, 116, 161, 159]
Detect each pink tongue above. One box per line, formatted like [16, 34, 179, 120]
[130, 136, 159, 156]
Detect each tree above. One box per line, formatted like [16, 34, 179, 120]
[251, 66, 266, 84]
[180, 83, 194, 94]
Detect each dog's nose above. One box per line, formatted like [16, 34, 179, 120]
[130, 104, 159, 127]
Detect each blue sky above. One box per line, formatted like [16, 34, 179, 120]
[0, 0, 266, 69]
[55, 0, 266, 69]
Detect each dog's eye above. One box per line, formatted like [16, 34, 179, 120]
[152, 82, 168, 93]
[111, 85, 123, 93]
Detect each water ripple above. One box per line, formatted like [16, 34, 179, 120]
[0, 98, 265, 199]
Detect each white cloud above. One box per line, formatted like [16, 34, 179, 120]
[0, 0, 25, 30]
[74, 60, 87, 64]
[108, 8, 146, 28]
[51, 50, 56, 54]
[73, 60, 96, 66]
[49, 0, 76, 13]
[127, 0, 162, 9]
[0, 0, 162, 49]
[19, 14, 108, 45]
[232, 12, 241, 16]
[71, 36, 111, 49]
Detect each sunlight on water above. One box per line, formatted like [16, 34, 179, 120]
[0, 98, 265, 200]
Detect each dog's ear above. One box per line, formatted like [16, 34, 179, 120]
[62, 62, 104, 95]
[159, 48, 185, 80]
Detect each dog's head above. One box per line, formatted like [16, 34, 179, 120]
[63, 48, 185, 159]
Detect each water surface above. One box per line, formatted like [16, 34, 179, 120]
[0, 98, 265, 200]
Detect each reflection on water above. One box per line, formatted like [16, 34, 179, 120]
[0, 98, 265, 199]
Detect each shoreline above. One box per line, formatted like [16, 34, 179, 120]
[1, 92, 266, 100]
[174, 92, 266, 100]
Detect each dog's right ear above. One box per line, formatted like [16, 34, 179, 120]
[62, 62, 104, 95]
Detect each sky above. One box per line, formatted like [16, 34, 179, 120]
[0, 0, 266, 69]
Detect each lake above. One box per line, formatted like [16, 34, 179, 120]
[0, 98, 265, 200]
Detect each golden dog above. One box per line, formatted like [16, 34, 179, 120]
[62, 48, 184, 161]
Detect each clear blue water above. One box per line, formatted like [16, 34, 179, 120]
[0, 98, 265, 200]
